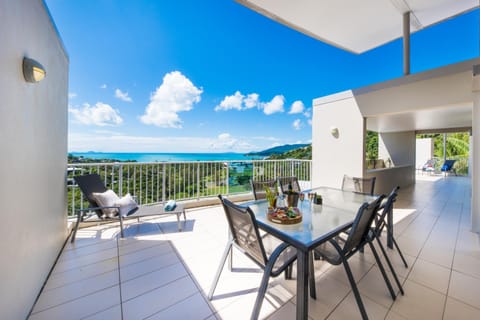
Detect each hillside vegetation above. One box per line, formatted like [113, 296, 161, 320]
[266, 145, 311, 160]
[246, 144, 309, 157]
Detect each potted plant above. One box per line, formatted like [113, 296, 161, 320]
[265, 183, 277, 209]
[314, 194, 323, 205]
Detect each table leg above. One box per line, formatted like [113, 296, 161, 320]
[296, 250, 309, 319]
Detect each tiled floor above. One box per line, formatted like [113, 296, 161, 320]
[29, 175, 480, 319]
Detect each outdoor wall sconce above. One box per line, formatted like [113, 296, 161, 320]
[330, 126, 339, 138]
[23, 57, 46, 83]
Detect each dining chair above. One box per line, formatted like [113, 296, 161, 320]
[375, 186, 408, 267]
[365, 186, 405, 297]
[312, 195, 396, 320]
[342, 175, 376, 195]
[251, 179, 277, 200]
[208, 195, 297, 319]
[277, 176, 301, 194]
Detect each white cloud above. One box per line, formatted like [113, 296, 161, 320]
[244, 93, 259, 109]
[211, 133, 239, 150]
[140, 71, 202, 128]
[214, 91, 244, 111]
[69, 102, 123, 126]
[308, 119, 312, 126]
[289, 100, 304, 114]
[115, 89, 132, 102]
[68, 92, 77, 99]
[262, 95, 285, 115]
[100, 84, 107, 89]
[215, 91, 260, 111]
[68, 132, 254, 153]
[293, 119, 302, 130]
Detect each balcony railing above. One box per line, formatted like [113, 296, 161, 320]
[67, 159, 312, 216]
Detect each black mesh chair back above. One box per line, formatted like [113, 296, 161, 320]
[277, 176, 301, 194]
[220, 196, 268, 267]
[251, 179, 277, 200]
[342, 175, 376, 195]
[368, 186, 406, 296]
[74, 174, 108, 218]
[343, 196, 384, 254]
[374, 186, 399, 235]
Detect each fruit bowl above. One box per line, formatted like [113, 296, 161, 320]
[267, 207, 302, 225]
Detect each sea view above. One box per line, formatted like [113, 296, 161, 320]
[70, 152, 263, 162]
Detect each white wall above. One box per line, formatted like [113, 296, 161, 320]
[378, 131, 416, 166]
[0, 0, 68, 318]
[416, 138, 434, 169]
[312, 91, 365, 189]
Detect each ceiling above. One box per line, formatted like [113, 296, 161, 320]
[237, 0, 479, 53]
[366, 104, 472, 132]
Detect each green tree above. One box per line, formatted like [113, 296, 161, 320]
[365, 131, 378, 160]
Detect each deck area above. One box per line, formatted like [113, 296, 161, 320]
[29, 175, 480, 319]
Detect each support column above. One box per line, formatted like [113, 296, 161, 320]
[403, 12, 410, 76]
[443, 133, 447, 163]
[469, 132, 473, 177]
[472, 65, 480, 233]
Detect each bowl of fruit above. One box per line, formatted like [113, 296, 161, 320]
[267, 206, 302, 225]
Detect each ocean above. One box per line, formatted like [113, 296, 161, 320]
[70, 152, 263, 162]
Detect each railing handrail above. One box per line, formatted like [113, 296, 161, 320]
[67, 158, 312, 166]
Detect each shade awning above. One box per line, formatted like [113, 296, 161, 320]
[237, 0, 479, 53]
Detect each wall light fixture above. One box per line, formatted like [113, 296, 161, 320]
[23, 57, 46, 83]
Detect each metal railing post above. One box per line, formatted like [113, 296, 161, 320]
[226, 162, 230, 195]
[118, 164, 123, 196]
[197, 163, 201, 200]
[162, 163, 166, 203]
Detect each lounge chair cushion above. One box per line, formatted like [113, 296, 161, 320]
[115, 193, 138, 217]
[92, 189, 120, 218]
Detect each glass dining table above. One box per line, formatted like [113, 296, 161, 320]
[242, 187, 378, 320]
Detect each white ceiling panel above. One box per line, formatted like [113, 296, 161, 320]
[237, 0, 478, 53]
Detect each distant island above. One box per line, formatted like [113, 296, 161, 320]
[68, 153, 137, 163]
[246, 144, 311, 159]
[67, 144, 312, 164]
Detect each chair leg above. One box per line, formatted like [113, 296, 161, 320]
[342, 258, 368, 320]
[208, 240, 233, 300]
[70, 211, 83, 243]
[119, 214, 124, 238]
[368, 241, 396, 300]
[284, 264, 294, 280]
[176, 212, 181, 231]
[393, 238, 408, 268]
[251, 257, 277, 320]
[375, 237, 404, 295]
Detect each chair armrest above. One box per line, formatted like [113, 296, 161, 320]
[76, 206, 120, 212]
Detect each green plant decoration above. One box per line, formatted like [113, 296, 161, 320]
[265, 183, 277, 208]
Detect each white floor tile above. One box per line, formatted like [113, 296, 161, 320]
[448, 270, 480, 309]
[121, 262, 189, 301]
[122, 276, 199, 319]
[408, 258, 451, 294]
[144, 292, 213, 320]
[443, 297, 480, 320]
[390, 279, 446, 320]
[29, 286, 120, 320]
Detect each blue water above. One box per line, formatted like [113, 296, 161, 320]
[70, 152, 263, 162]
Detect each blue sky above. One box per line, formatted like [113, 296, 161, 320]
[45, 1, 479, 153]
